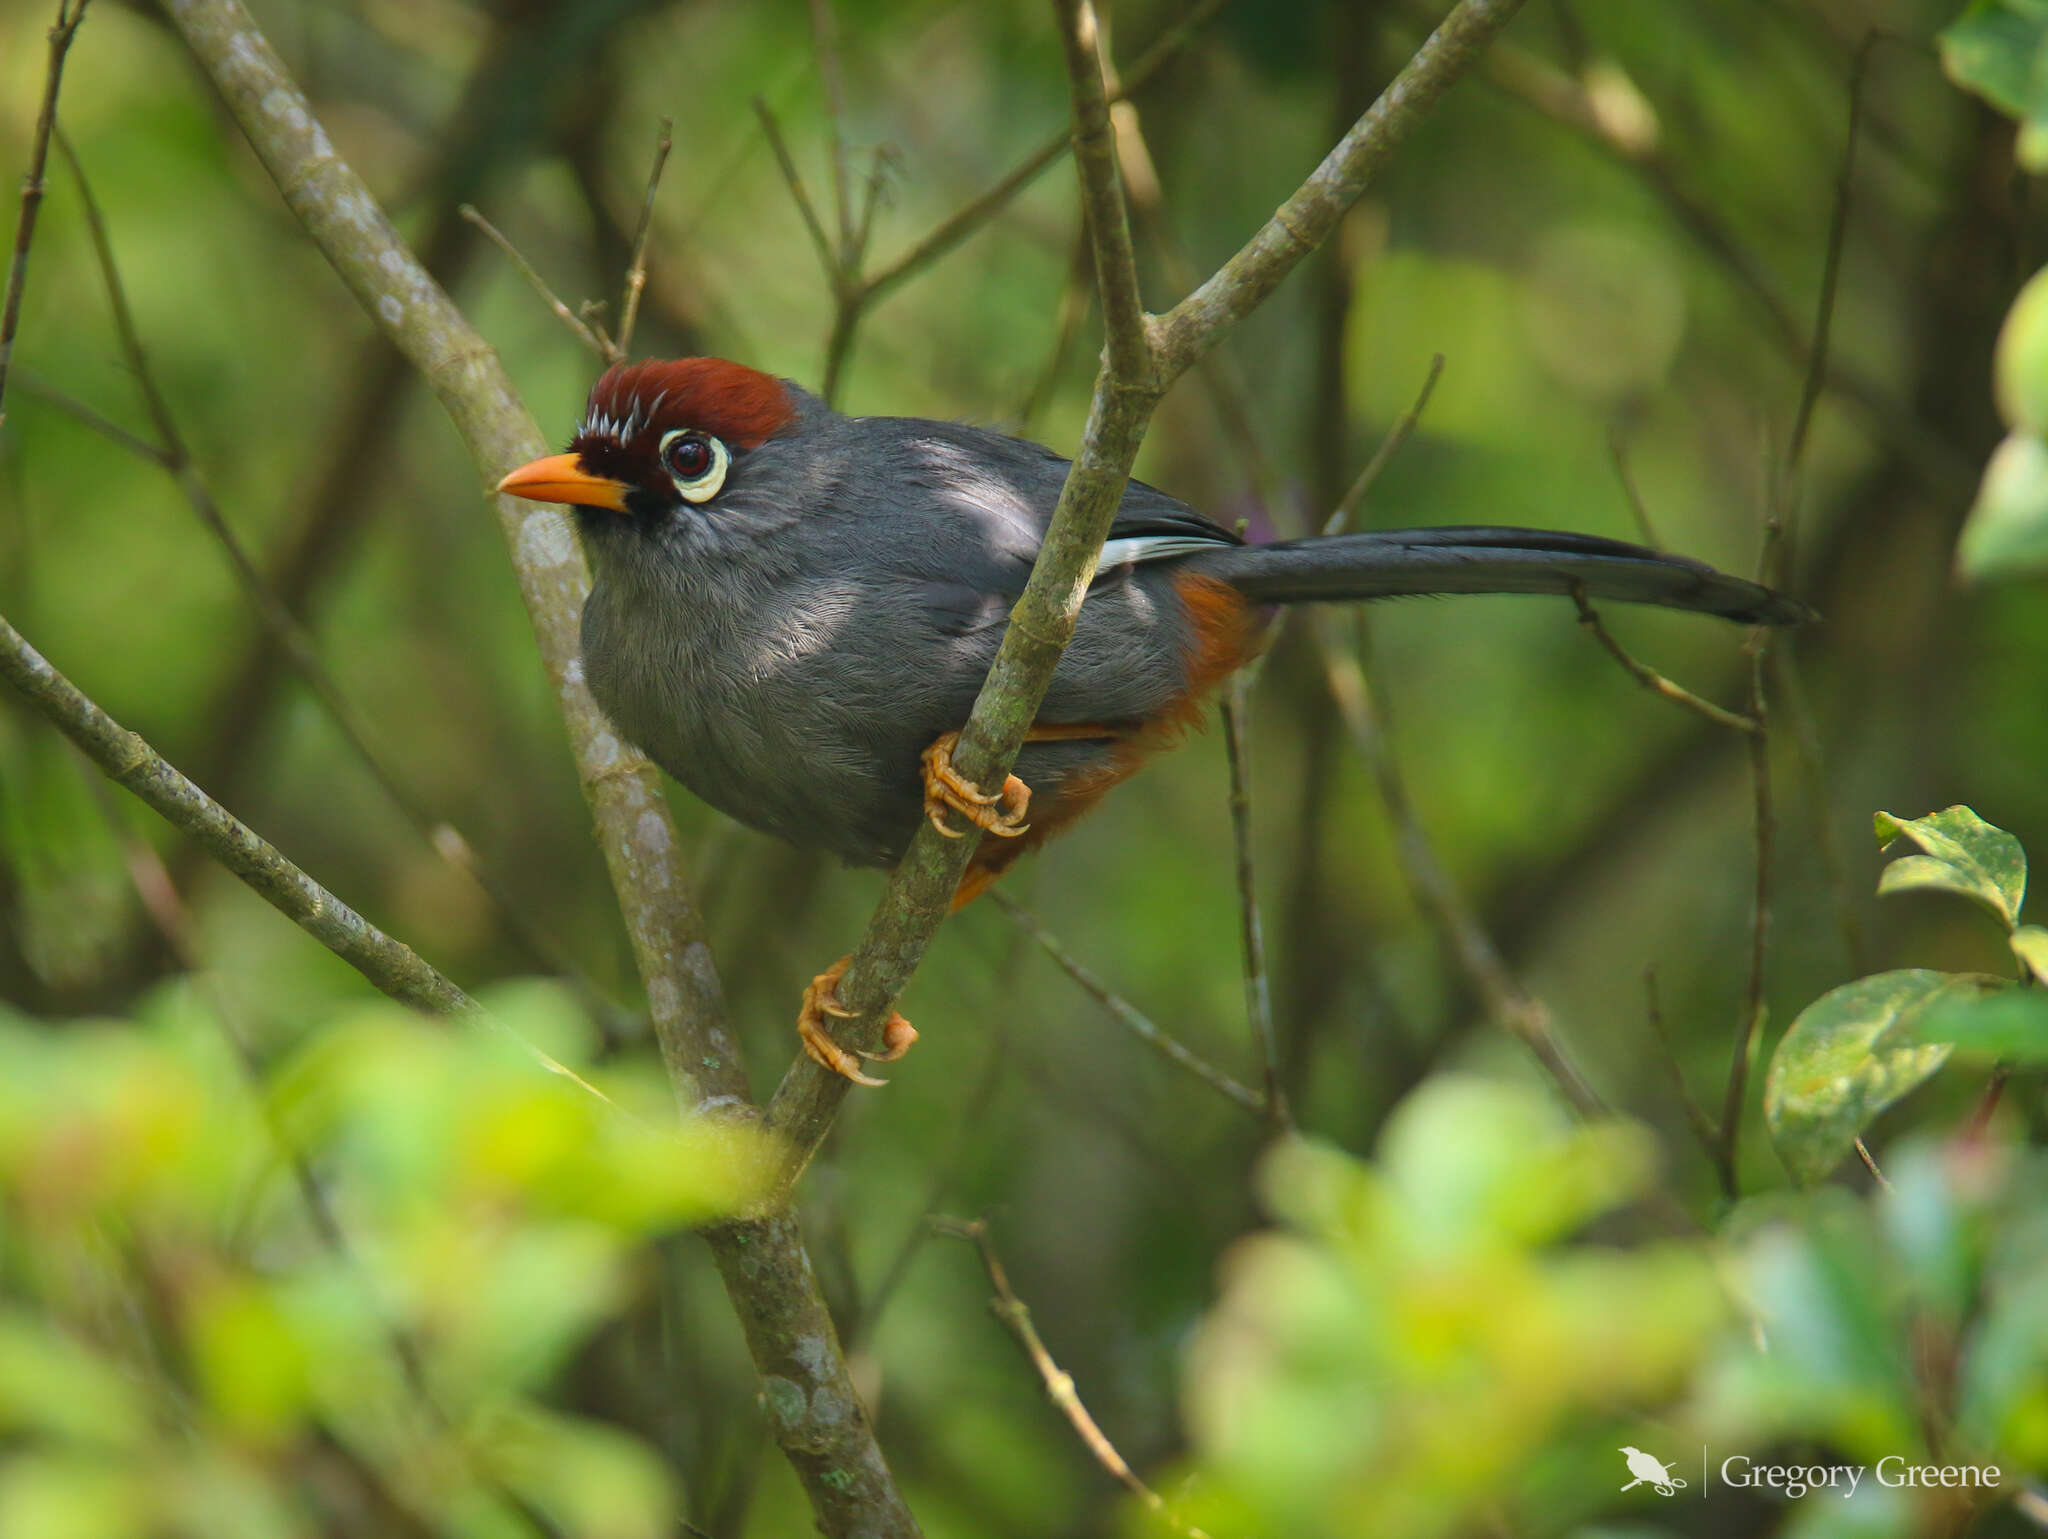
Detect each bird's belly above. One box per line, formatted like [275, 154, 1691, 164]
[584, 630, 924, 869]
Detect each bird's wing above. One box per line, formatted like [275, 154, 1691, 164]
[875, 418, 1239, 605]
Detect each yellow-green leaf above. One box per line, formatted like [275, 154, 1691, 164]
[2013, 925, 2048, 984]
[1874, 806, 2027, 930]
[1764, 970, 1969, 1186]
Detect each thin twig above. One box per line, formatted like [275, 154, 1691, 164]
[851, 1033, 1010, 1347]
[786, 0, 1233, 402]
[849, 143, 895, 274]
[0, 610, 471, 1015]
[1220, 678, 1290, 1127]
[15, 374, 164, 461]
[933, 1218, 1214, 1539]
[1644, 967, 1720, 1157]
[1853, 1136, 1892, 1191]
[1605, 421, 1663, 550]
[991, 890, 1268, 1117]
[165, 7, 915, 1532]
[753, 97, 840, 286]
[1312, 344, 1603, 1116]
[808, 0, 856, 255]
[1441, 9, 1967, 494]
[1321, 612, 1606, 1117]
[1709, 24, 1868, 1199]
[0, 0, 90, 427]
[1772, 649, 1869, 972]
[1963, 1067, 2009, 1147]
[1098, 16, 1281, 506]
[79, 769, 564, 1539]
[460, 204, 612, 361]
[1570, 587, 1762, 735]
[763, 0, 1533, 1190]
[1324, 353, 1445, 535]
[616, 117, 673, 357]
[1785, 29, 1874, 481]
[57, 133, 604, 1001]
[1716, 647, 1773, 1197]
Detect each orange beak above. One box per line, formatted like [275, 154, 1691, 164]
[495, 453, 631, 512]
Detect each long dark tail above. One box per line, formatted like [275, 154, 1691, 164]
[1183, 526, 1811, 626]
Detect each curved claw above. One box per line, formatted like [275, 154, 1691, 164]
[921, 731, 1030, 839]
[797, 955, 917, 1087]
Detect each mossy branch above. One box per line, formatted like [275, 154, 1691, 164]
[157, 3, 916, 1532]
[763, 0, 1530, 1180]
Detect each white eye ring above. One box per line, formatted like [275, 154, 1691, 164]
[658, 429, 730, 504]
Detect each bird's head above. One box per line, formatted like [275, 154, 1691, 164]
[497, 358, 799, 544]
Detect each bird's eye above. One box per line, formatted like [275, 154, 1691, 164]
[659, 429, 730, 503]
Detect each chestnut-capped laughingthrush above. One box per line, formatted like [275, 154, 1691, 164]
[498, 358, 1809, 1083]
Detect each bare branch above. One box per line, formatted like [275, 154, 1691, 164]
[754, 96, 841, 286]
[1057, 0, 1149, 377]
[934, 1218, 1214, 1539]
[1447, 11, 1970, 495]
[1324, 353, 1444, 535]
[1784, 30, 1875, 482]
[0, 0, 90, 427]
[1604, 421, 1663, 549]
[991, 890, 1268, 1117]
[1643, 967, 1720, 1157]
[1716, 649, 1773, 1196]
[460, 204, 613, 361]
[0, 612, 473, 1018]
[804, 0, 1231, 401]
[1306, 348, 1601, 1115]
[58, 133, 615, 994]
[809, 0, 856, 254]
[762, 0, 1533, 1181]
[1155, 0, 1526, 376]
[1221, 679, 1290, 1127]
[616, 116, 674, 357]
[1318, 611, 1605, 1118]
[1570, 587, 1762, 735]
[164, 4, 916, 1531]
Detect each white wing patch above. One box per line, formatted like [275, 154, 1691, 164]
[1097, 534, 1233, 567]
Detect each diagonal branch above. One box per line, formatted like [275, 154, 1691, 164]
[0, 612, 473, 1019]
[1152, 0, 1527, 377]
[160, 0, 736, 1110]
[159, 4, 917, 1533]
[762, 0, 1530, 1182]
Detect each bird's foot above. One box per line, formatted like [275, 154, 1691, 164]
[797, 954, 918, 1087]
[921, 730, 1030, 839]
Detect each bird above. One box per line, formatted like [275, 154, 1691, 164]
[1618, 1446, 1687, 1494]
[498, 357, 1809, 1083]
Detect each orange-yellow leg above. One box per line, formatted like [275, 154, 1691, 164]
[921, 730, 1031, 839]
[798, 954, 919, 1087]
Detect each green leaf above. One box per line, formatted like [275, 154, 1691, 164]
[1874, 806, 2028, 929]
[2013, 925, 2048, 983]
[1996, 267, 2048, 432]
[1941, 1, 2048, 170]
[1764, 971, 1966, 1185]
[1908, 984, 2048, 1061]
[1956, 1207, 2048, 1462]
[1958, 431, 2048, 579]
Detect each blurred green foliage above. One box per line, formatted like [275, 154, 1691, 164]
[0, 982, 764, 1537]
[3, 0, 2048, 1534]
